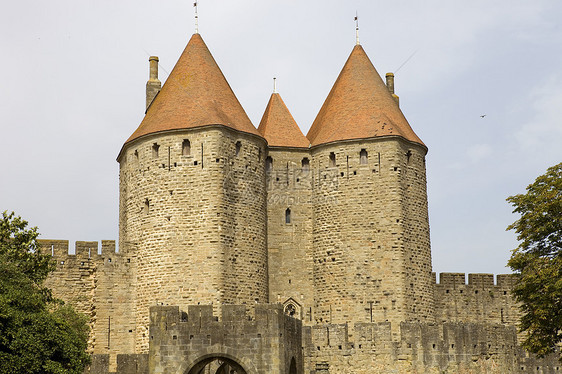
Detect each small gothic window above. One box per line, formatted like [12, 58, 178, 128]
[406, 150, 412, 163]
[360, 149, 368, 164]
[329, 152, 336, 167]
[285, 303, 296, 317]
[266, 156, 273, 172]
[285, 208, 291, 224]
[302, 157, 310, 174]
[144, 198, 150, 214]
[134, 150, 139, 160]
[182, 139, 191, 156]
[152, 143, 160, 158]
[235, 141, 242, 156]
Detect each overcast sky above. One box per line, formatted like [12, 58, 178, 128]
[1, 1, 561, 278]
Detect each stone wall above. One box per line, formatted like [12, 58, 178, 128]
[148, 304, 302, 374]
[42, 239, 136, 371]
[304, 321, 560, 373]
[266, 147, 314, 324]
[434, 273, 521, 329]
[310, 137, 434, 330]
[118, 126, 268, 353]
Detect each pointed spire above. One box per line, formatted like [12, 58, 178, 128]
[306, 44, 425, 148]
[124, 33, 259, 146]
[258, 93, 309, 148]
[273, 77, 277, 93]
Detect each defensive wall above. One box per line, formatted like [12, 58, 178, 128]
[42, 240, 556, 373]
[304, 321, 560, 373]
[433, 272, 521, 329]
[40, 239, 136, 371]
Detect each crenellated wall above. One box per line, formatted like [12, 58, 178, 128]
[304, 321, 560, 373]
[148, 304, 302, 374]
[41, 239, 136, 371]
[433, 273, 521, 330]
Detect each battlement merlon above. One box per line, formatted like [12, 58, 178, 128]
[38, 239, 131, 261]
[149, 304, 294, 326]
[435, 272, 516, 289]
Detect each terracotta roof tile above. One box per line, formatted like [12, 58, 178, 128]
[124, 33, 260, 145]
[306, 45, 425, 148]
[258, 93, 309, 148]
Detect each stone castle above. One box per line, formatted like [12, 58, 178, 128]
[39, 30, 560, 373]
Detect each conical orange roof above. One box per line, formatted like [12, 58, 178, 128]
[124, 33, 260, 146]
[306, 44, 425, 148]
[258, 93, 310, 148]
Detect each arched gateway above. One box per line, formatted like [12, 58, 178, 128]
[187, 355, 248, 374]
[149, 305, 302, 374]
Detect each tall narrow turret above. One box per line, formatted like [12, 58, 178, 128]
[258, 92, 314, 323]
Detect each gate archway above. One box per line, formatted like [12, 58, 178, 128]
[186, 355, 249, 374]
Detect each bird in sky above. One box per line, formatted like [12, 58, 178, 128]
[480, 114, 487, 118]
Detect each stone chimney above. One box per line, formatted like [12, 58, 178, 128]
[385, 72, 399, 106]
[146, 56, 162, 112]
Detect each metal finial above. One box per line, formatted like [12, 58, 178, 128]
[194, 1, 199, 34]
[273, 77, 277, 93]
[355, 11, 360, 45]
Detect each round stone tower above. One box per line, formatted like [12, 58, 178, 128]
[117, 33, 268, 352]
[307, 43, 434, 329]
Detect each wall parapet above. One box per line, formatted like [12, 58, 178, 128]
[304, 320, 560, 373]
[434, 272, 516, 289]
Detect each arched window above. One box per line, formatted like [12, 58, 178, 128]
[360, 149, 368, 164]
[329, 152, 336, 167]
[235, 141, 242, 156]
[266, 156, 273, 172]
[182, 139, 191, 156]
[152, 143, 160, 158]
[301, 157, 310, 174]
[285, 208, 291, 224]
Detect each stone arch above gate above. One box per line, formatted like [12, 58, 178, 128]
[185, 353, 255, 374]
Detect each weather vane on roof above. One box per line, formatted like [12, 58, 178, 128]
[194, 1, 199, 34]
[273, 77, 277, 93]
[355, 11, 360, 45]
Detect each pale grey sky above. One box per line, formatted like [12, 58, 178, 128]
[1, 1, 561, 277]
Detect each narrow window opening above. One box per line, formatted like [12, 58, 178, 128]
[406, 150, 412, 163]
[144, 198, 150, 214]
[302, 157, 310, 174]
[258, 148, 262, 161]
[152, 143, 160, 158]
[235, 141, 242, 156]
[329, 152, 336, 167]
[265, 156, 273, 172]
[134, 150, 139, 160]
[360, 149, 368, 164]
[285, 208, 292, 224]
[182, 139, 191, 156]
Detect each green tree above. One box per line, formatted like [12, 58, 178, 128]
[0, 211, 90, 374]
[507, 162, 562, 358]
